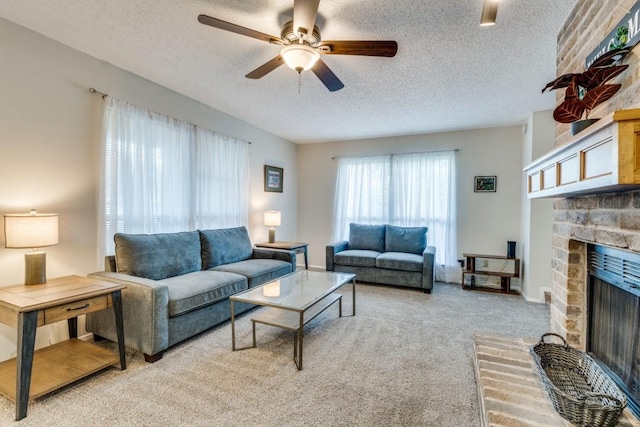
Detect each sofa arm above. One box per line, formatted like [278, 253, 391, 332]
[326, 241, 349, 271]
[252, 248, 297, 272]
[421, 246, 436, 292]
[86, 271, 170, 357]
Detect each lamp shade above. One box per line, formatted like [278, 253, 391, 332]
[4, 211, 59, 249]
[280, 44, 320, 72]
[264, 210, 282, 227]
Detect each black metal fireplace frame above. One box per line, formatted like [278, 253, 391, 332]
[587, 243, 640, 418]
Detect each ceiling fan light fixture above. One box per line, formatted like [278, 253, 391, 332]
[480, 0, 499, 26]
[281, 44, 320, 73]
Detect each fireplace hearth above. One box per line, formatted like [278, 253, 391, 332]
[588, 244, 640, 418]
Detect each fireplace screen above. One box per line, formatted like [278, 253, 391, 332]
[588, 244, 640, 417]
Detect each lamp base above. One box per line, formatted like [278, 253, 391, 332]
[268, 229, 276, 243]
[25, 251, 47, 285]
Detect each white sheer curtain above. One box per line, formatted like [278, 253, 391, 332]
[98, 97, 249, 264]
[193, 128, 250, 229]
[390, 152, 458, 283]
[332, 151, 458, 283]
[331, 155, 390, 241]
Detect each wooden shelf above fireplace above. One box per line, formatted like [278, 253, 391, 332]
[525, 109, 640, 199]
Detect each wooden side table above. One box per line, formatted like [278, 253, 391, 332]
[0, 275, 126, 421]
[461, 253, 520, 294]
[255, 241, 309, 269]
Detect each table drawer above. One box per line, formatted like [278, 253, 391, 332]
[44, 295, 110, 324]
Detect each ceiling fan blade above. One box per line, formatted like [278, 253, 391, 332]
[293, 0, 320, 41]
[245, 56, 285, 79]
[198, 14, 283, 44]
[311, 59, 344, 92]
[318, 40, 398, 57]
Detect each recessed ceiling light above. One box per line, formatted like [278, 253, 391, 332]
[480, 0, 499, 26]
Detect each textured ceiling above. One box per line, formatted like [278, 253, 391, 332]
[0, 0, 577, 143]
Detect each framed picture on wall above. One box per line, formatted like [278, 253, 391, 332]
[474, 176, 496, 192]
[264, 165, 283, 193]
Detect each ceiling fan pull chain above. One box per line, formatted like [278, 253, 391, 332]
[298, 71, 302, 94]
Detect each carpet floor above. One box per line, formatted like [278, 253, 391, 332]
[0, 282, 550, 427]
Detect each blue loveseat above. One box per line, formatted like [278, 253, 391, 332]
[326, 223, 436, 293]
[86, 226, 295, 362]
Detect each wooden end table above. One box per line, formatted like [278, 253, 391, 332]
[461, 253, 520, 294]
[255, 241, 309, 269]
[0, 275, 126, 421]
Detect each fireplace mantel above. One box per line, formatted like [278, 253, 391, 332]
[525, 109, 640, 198]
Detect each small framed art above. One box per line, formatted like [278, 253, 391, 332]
[264, 165, 283, 193]
[474, 176, 496, 192]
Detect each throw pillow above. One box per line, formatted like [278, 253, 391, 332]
[385, 225, 427, 255]
[114, 231, 202, 280]
[348, 223, 386, 252]
[199, 226, 253, 269]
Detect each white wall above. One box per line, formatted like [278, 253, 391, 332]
[297, 127, 524, 277]
[520, 111, 555, 302]
[0, 18, 297, 362]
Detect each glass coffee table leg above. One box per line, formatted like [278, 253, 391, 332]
[230, 300, 236, 351]
[252, 320, 257, 348]
[293, 333, 297, 360]
[297, 312, 304, 370]
[352, 278, 356, 316]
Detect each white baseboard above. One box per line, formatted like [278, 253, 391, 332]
[520, 286, 550, 304]
[78, 332, 94, 342]
[539, 287, 552, 304]
[302, 264, 326, 271]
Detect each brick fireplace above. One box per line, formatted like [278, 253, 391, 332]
[550, 190, 640, 348]
[506, 0, 640, 422]
[544, 190, 640, 417]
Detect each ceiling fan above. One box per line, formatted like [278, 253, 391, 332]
[197, 0, 398, 92]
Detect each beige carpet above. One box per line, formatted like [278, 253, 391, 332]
[0, 282, 550, 427]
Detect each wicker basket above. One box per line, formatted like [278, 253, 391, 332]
[530, 333, 627, 427]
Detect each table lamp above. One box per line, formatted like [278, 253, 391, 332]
[4, 209, 59, 285]
[264, 210, 281, 243]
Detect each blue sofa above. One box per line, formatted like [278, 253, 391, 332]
[86, 226, 295, 362]
[326, 223, 436, 293]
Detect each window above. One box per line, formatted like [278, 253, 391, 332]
[332, 151, 457, 282]
[98, 97, 249, 263]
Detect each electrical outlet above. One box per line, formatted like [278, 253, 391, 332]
[482, 259, 489, 268]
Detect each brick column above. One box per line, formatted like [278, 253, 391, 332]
[551, 198, 588, 348]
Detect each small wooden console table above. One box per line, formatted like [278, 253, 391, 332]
[462, 253, 520, 294]
[0, 275, 126, 421]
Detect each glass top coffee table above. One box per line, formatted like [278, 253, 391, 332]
[230, 270, 356, 370]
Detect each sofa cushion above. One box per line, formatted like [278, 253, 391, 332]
[376, 252, 423, 272]
[161, 271, 248, 317]
[212, 259, 292, 288]
[114, 231, 202, 280]
[349, 223, 386, 252]
[199, 226, 253, 269]
[385, 225, 428, 255]
[334, 249, 380, 268]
